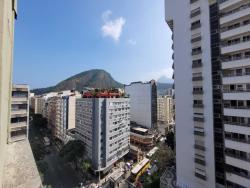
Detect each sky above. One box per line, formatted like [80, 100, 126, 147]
[13, 0, 173, 89]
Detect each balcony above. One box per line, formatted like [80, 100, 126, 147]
[225, 138, 250, 153]
[221, 39, 250, 55]
[224, 123, 250, 135]
[224, 107, 250, 118]
[225, 154, 250, 171]
[193, 104, 204, 108]
[194, 158, 206, 166]
[221, 21, 250, 40]
[194, 131, 205, 136]
[223, 91, 250, 100]
[192, 76, 203, 81]
[12, 97, 28, 103]
[222, 56, 250, 69]
[226, 172, 250, 187]
[193, 90, 203, 95]
[223, 73, 250, 85]
[194, 144, 206, 151]
[220, 3, 250, 25]
[219, 0, 244, 11]
[10, 121, 28, 128]
[193, 117, 205, 122]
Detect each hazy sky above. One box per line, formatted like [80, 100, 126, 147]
[13, 0, 173, 89]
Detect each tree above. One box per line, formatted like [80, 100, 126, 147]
[166, 131, 175, 150]
[59, 140, 85, 170]
[32, 114, 47, 128]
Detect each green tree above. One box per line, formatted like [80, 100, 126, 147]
[32, 114, 47, 128]
[59, 140, 85, 170]
[166, 131, 175, 150]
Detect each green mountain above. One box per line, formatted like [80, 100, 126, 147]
[32, 69, 123, 95]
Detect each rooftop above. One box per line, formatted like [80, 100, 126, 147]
[131, 127, 148, 133]
[3, 140, 42, 188]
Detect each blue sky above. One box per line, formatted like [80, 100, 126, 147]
[13, 0, 173, 89]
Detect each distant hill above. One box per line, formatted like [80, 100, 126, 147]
[157, 82, 173, 96]
[32, 69, 123, 95]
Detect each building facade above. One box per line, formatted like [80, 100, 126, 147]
[125, 80, 157, 129]
[75, 97, 130, 172]
[30, 96, 44, 114]
[9, 84, 29, 143]
[165, 0, 250, 187]
[0, 0, 17, 185]
[157, 95, 174, 124]
[130, 126, 154, 151]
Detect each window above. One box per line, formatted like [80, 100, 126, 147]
[236, 69, 242, 76]
[190, 8, 201, 18]
[191, 20, 201, 30]
[245, 68, 250, 75]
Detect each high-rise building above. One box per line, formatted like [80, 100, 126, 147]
[30, 96, 44, 115]
[75, 93, 130, 172]
[125, 80, 157, 129]
[165, 0, 250, 187]
[46, 92, 80, 143]
[157, 95, 174, 124]
[9, 84, 29, 143]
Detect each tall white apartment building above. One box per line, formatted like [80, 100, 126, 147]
[75, 96, 130, 172]
[157, 95, 174, 124]
[165, 0, 250, 187]
[125, 80, 157, 129]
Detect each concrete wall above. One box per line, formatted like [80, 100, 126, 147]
[0, 0, 16, 186]
[125, 82, 153, 129]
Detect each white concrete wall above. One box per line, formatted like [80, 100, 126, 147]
[165, 0, 216, 187]
[125, 82, 152, 129]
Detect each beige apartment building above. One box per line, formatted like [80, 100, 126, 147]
[47, 93, 79, 143]
[30, 96, 44, 114]
[9, 84, 29, 143]
[157, 95, 174, 124]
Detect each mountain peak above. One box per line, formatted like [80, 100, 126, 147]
[32, 69, 123, 95]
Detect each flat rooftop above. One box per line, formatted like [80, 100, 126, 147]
[131, 127, 148, 133]
[3, 140, 42, 188]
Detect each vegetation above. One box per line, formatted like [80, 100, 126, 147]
[32, 114, 47, 128]
[142, 144, 174, 188]
[165, 131, 175, 150]
[31, 69, 123, 94]
[142, 172, 160, 188]
[59, 140, 85, 170]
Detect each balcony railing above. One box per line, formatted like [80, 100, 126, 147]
[221, 19, 250, 33]
[222, 55, 250, 63]
[225, 152, 250, 162]
[223, 72, 250, 77]
[225, 136, 250, 144]
[193, 90, 204, 94]
[195, 172, 206, 180]
[195, 158, 206, 165]
[194, 131, 205, 136]
[193, 117, 205, 122]
[192, 76, 203, 81]
[224, 104, 250, 110]
[193, 104, 204, 108]
[223, 88, 250, 93]
[194, 144, 206, 151]
[224, 120, 250, 127]
[220, 3, 250, 18]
